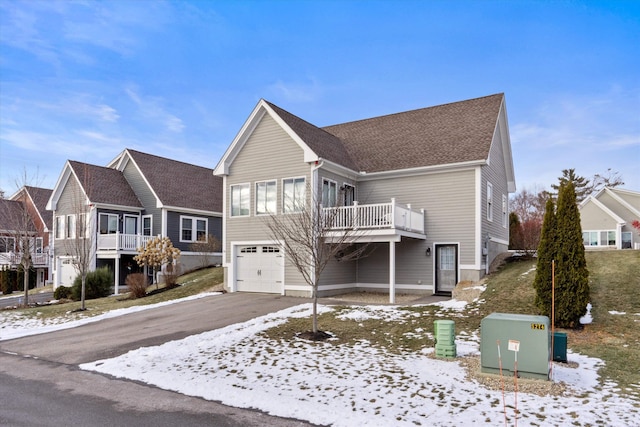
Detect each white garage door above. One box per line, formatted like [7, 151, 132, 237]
[59, 258, 77, 287]
[236, 245, 283, 293]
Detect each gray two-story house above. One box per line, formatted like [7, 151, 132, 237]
[47, 149, 223, 292]
[214, 93, 515, 301]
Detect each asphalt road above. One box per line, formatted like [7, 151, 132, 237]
[0, 293, 318, 427]
[0, 291, 54, 308]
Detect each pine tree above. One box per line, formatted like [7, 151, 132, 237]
[554, 182, 590, 328]
[551, 168, 591, 202]
[508, 212, 523, 250]
[533, 197, 556, 316]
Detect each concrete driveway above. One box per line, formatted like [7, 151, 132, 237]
[0, 292, 315, 427]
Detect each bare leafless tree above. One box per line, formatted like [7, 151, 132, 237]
[63, 163, 96, 311]
[509, 186, 552, 254]
[264, 185, 370, 336]
[589, 168, 625, 195]
[0, 171, 43, 306]
[189, 233, 222, 269]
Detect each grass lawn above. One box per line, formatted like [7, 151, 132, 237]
[3, 267, 224, 320]
[266, 250, 640, 400]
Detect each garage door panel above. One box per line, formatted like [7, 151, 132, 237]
[236, 245, 283, 293]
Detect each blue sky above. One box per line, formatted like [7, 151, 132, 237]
[1, 0, 638, 196]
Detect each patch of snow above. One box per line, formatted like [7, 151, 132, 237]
[609, 311, 627, 315]
[580, 302, 593, 324]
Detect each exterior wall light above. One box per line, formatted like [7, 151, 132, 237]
[426, 247, 431, 257]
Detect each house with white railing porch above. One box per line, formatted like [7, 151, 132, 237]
[215, 94, 515, 301]
[47, 149, 223, 293]
[1, 186, 53, 288]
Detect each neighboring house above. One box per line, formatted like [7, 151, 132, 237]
[214, 93, 515, 299]
[47, 149, 223, 292]
[579, 187, 640, 250]
[0, 186, 53, 288]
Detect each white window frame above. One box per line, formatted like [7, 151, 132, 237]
[66, 214, 76, 239]
[342, 183, 356, 207]
[1, 237, 15, 253]
[99, 213, 118, 235]
[486, 182, 493, 222]
[35, 237, 43, 253]
[582, 230, 617, 247]
[55, 215, 64, 239]
[180, 215, 208, 243]
[502, 194, 508, 228]
[283, 177, 306, 213]
[322, 178, 338, 208]
[255, 180, 277, 215]
[142, 215, 153, 236]
[230, 183, 250, 217]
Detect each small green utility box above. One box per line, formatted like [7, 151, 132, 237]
[552, 332, 567, 363]
[480, 313, 550, 380]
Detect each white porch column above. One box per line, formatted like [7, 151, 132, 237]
[114, 256, 120, 295]
[389, 240, 396, 304]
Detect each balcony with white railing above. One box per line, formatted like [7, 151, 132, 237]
[97, 233, 153, 252]
[322, 198, 425, 238]
[0, 251, 49, 267]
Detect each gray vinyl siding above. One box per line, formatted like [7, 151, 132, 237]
[165, 211, 221, 252]
[122, 160, 162, 236]
[580, 202, 617, 230]
[482, 128, 510, 244]
[53, 177, 86, 258]
[224, 113, 311, 287]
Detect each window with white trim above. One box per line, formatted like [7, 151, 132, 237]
[582, 230, 616, 247]
[99, 213, 118, 234]
[78, 213, 87, 238]
[343, 183, 355, 206]
[0, 237, 15, 253]
[256, 180, 277, 215]
[283, 177, 306, 213]
[142, 215, 152, 236]
[502, 194, 508, 228]
[322, 178, 338, 207]
[231, 183, 250, 217]
[55, 216, 64, 239]
[181, 216, 208, 242]
[486, 182, 493, 222]
[35, 237, 43, 253]
[66, 214, 76, 239]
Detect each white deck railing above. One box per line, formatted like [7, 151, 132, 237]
[0, 251, 49, 267]
[97, 233, 153, 251]
[323, 199, 425, 234]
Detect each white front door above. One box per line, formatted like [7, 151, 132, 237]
[435, 244, 457, 295]
[59, 257, 77, 287]
[236, 245, 283, 293]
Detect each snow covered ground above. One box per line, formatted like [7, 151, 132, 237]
[2, 294, 637, 426]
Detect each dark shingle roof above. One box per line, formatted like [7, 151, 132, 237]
[126, 150, 222, 212]
[24, 186, 53, 229]
[0, 199, 32, 231]
[69, 161, 143, 208]
[321, 94, 504, 173]
[265, 102, 359, 171]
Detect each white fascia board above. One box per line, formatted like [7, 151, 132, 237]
[581, 196, 626, 225]
[160, 206, 222, 217]
[117, 149, 163, 210]
[356, 160, 486, 182]
[105, 148, 128, 169]
[92, 203, 143, 212]
[46, 161, 76, 211]
[475, 166, 483, 267]
[214, 100, 319, 176]
[491, 97, 516, 193]
[605, 188, 640, 218]
[318, 158, 360, 179]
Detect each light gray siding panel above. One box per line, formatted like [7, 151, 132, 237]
[482, 129, 510, 243]
[224, 114, 312, 289]
[581, 203, 617, 230]
[122, 160, 162, 236]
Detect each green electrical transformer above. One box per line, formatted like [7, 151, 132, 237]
[480, 313, 551, 380]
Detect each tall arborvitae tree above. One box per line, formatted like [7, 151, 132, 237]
[554, 182, 590, 328]
[533, 197, 556, 316]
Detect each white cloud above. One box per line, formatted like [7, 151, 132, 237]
[125, 86, 185, 133]
[267, 77, 323, 103]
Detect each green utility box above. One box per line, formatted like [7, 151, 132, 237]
[552, 332, 567, 362]
[434, 320, 456, 358]
[480, 313, 550, 380]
